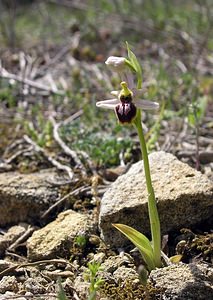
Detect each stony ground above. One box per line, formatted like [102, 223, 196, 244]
[0, 1, 213, 299]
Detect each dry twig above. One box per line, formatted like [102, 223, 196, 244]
[50, 112, 87, 175]
[23, 135, 74, 179]
[0, 293, 57, 299]
[4, 147, 33, 164]
[7, 225, 35, 252]
[41, 185, 90, 219]
[0, 64, 65, 95]
[0, 258, 76, 278]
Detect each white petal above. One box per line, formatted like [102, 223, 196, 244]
[96, 99, 119, 110]
[135, 99, 159, 110]
[110, 90, 119, 96]
[132, 88, 146, 97]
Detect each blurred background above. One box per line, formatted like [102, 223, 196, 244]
[0, 0, 212, 176]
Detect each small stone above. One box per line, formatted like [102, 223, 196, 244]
[0, 276, 19, 293]
[0, 291, 16, 300]
[73, 274, 89, 300]
[27, 210, 89, 261]
[149, 262, 213, 300]
[89, 234, 101, 246]
[113, 266, 139, 282]
[100, 255, 134, 274]
[99, 152, 213, 247]
[24, 292, 34, 297]
[92, 252, 106, 264]
[0, 224, 28, 257]
[23, 278, 46, 294]
[62, 277, 75, 297]
[0, 259, 16, 272]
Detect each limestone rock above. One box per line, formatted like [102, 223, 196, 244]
[27, 210, 89, 261]
[0, 170, 59, 226]
[99, 152, 213, 247]
[0, 276, 19, 293]
[149, 262, 213, 299]
[0, 224, 27, 257]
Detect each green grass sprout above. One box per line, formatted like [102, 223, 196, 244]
[84, 261, 104, 300]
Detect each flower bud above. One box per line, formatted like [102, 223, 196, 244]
[105, 56, 126, 71]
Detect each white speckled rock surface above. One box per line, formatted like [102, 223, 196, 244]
[99, 152, 213, 247]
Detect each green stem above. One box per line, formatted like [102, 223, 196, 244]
[133, 110, 161, 268]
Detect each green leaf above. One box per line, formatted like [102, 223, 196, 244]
[188, 107, 196, 127]
[196, 96, 208, 121]
[113, 223, 155, 271]
[188, 96, 208, 127]
[88, 291, 96, 300]
[126, 42, 142, 88]
[169, 254, 182, 264]
[57, 278, 68, 300]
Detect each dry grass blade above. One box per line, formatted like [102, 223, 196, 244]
[23, 135, 74, 179]
[0, 258, 76, 278]
[0, 64, 65, 95]
[41, 185, 90, 219]
[50, 114, 87, 175]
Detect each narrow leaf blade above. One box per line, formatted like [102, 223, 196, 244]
[113, 223, 155, 271]
[126, 41, 142, 88]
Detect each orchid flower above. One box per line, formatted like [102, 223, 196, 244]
[96, 81, 159, 124]
[97, 45, 162, 277]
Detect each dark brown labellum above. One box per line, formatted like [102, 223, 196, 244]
[115, 102, 137, 123]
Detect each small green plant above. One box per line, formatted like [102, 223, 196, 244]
[60, 119, 134, 167]
[84, 261, 104, 300]
[0, 85, 16, 108]
[96, 43, 162, 278]
[75, 234, 88, 249]
[188, 94, 208, 170]
[146, 100, 166, 152]
[24, 114, 53, 147]
[57, 278, 68, 300]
